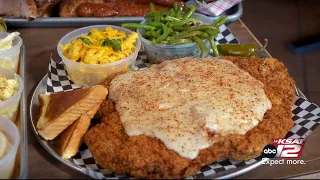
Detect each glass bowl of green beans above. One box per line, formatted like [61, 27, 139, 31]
[137, 19, 211, 64]
[122, 3, 227, 64]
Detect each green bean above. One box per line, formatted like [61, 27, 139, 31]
[170, 18, 195, 27]
[183, 6, 196, 20]
[146, 21, 162, 28]
[172, 26, 185, 31]
[192, 36, 207, 55]
[144, 30, 160, 38]
[161, 12, 166, 19]
[163, 16, 180, 22]
[145, 8, 168, 18]
[142, 32, 149, 39]
[198, 32, 208, 39]
[188, 25, 219, 32]
[169, 38, 193, 45]
[145, 12, 153, 18]
[168, 9, 176, 17]
[150, 3, 155, 12]
[212, 16, 227, 27]
[168, 27, 174, 35]
[170, 30, 204, 40]
[204, 29, 219, 37]
[154, 24, 169, 44]
[157, 28, 163, 35]
[183, 5, 190, 13]
[208, 36, 219, 56]
[160, 8, 169, 14]
[176, 8, 182, 19]
[163, 8, 169, 13]
[169, 31, 179, 36]
[173, 2, 179, 12]
[121, 23, 156, 30]
[150, 38, 156, 44]
[154, 11, 161, 22]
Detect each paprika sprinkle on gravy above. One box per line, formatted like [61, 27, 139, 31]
[109, 58, 272, 159]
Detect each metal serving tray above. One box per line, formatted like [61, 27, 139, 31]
[29, 73, 267, 179]
[15, 45, 28, 179]
[3, 3, 242, 28]
[194, 2, 243, 24]
[28, 66, 305, 180]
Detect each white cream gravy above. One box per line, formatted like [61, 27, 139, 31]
[109, 58, 272, 159]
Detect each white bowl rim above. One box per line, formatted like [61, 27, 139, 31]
[0, 32, 23, 53]
[0, 116, 20, 166]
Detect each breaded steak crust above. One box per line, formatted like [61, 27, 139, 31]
[85, 56, 295, 179]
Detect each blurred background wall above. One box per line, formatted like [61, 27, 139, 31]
[241, 0, 320, 105]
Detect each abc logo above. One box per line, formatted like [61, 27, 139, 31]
[262, 144, 277, 158]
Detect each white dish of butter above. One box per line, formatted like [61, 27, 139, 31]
[0, 32, 20, 51]
[0, 32, 22, 73]
[109, 58, 272, 159]
[0, 116, 20, 179]
[0, 67, 24, 122]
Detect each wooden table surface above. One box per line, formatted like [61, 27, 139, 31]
[13, 19, 320, 179]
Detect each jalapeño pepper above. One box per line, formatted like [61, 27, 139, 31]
[217, 44, 257, 56]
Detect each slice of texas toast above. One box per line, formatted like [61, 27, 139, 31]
[60, 103, 101, 159]
[37, 85, 108, 140]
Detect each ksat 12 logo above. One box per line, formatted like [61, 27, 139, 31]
[262, 139, 306, 158]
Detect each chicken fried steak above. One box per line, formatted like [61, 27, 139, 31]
[85, 56, 295, 179]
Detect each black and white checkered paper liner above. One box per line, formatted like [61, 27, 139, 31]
[45, 26, 320, 179]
